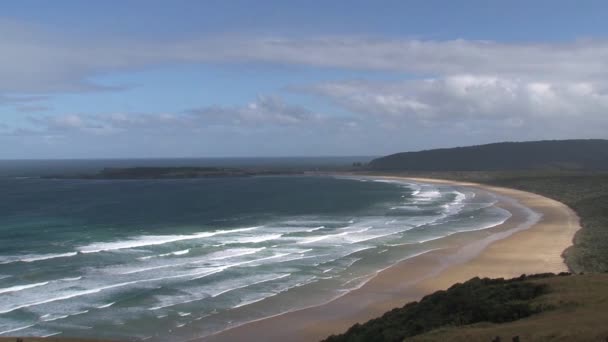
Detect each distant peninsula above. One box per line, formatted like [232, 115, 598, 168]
[44, 166, 302, 180]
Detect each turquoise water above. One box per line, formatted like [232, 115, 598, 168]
[0, 174, 509, 340]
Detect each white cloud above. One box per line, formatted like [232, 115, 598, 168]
[303, 76, 608, 129]
[18, 96, 337, 137]
[2, 18, 608, 93]
[189, 96, 327, 126]
[0, 94, 48, 105]
[51, 114, 85, 129]
[2, 19, 608, 157]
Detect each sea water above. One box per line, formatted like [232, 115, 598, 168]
[0, 167, 510, 340]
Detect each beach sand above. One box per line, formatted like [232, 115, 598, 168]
[198, 177, 580, 342]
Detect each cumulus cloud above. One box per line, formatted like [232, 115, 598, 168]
[301, 76, 608, 136]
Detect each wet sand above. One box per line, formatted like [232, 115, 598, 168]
[198, 177, 580, 342]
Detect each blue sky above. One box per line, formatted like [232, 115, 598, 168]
[1, 1, 607, 158]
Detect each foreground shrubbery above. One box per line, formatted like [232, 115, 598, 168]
[323, 274, 562, 342]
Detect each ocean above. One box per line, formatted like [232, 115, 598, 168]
[0, 159, 511, 340]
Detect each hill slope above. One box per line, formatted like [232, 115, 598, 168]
[369, 139, 608, 171]
[408, 273, 608, 342]
[323, 273, 608, 342]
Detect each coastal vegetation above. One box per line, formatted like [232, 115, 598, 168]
[369, 139, 608, 171]
[323, 273, 559, 342]
[324, 273, 608, 342]
[408, 273, 608, 341]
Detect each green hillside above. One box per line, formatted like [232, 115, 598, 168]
[369, 140, 608, 171]
[323, 273, 558, 342]
[323, 273, 608, 342]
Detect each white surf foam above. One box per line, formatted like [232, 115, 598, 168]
[41, 314, 70, 322]
[96, 302, 115, 309]
[139, 249, 191, 260]
[0, 267, 227, 314]
[390, 205, 422, 210]
[211, 274, 291, 298]
[297, 232, 349, 244]
[0, 252, 78, 264]
[225, 234, 282, 244]
[149, 297, 200, 311]
[77, 227, 259, 253]
[0, 324, 35, 335]
[189, 254, 291, 281]
[40, 310, 88, 322]
[414, 189, 441, 201]
[441, 191, 467, 215]
[298, 227, 373, 245]
[118, 247, 270, 275]
[416, 214, 512, 244]
[233, 297, 267, 309]
[231, 253, 291, 267]
[118, 263, 186, 275]
[208, 247, 266, 261]
[345, 230, 404, 244]
[189, 267, 236, 281]
[59, 276, 82, 282]
[40, 332, 61, 338]
[0, 281, 48, 294]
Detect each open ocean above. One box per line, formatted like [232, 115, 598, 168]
[0, 159, 511, 340]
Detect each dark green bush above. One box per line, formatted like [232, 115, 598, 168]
[322, 274, 554, 342]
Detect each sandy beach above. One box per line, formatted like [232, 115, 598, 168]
[198, 176, 581, 342]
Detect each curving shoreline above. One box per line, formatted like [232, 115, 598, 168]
[198, 176, 581, 342]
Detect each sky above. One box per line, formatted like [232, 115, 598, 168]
[1, 0, 608, 159]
